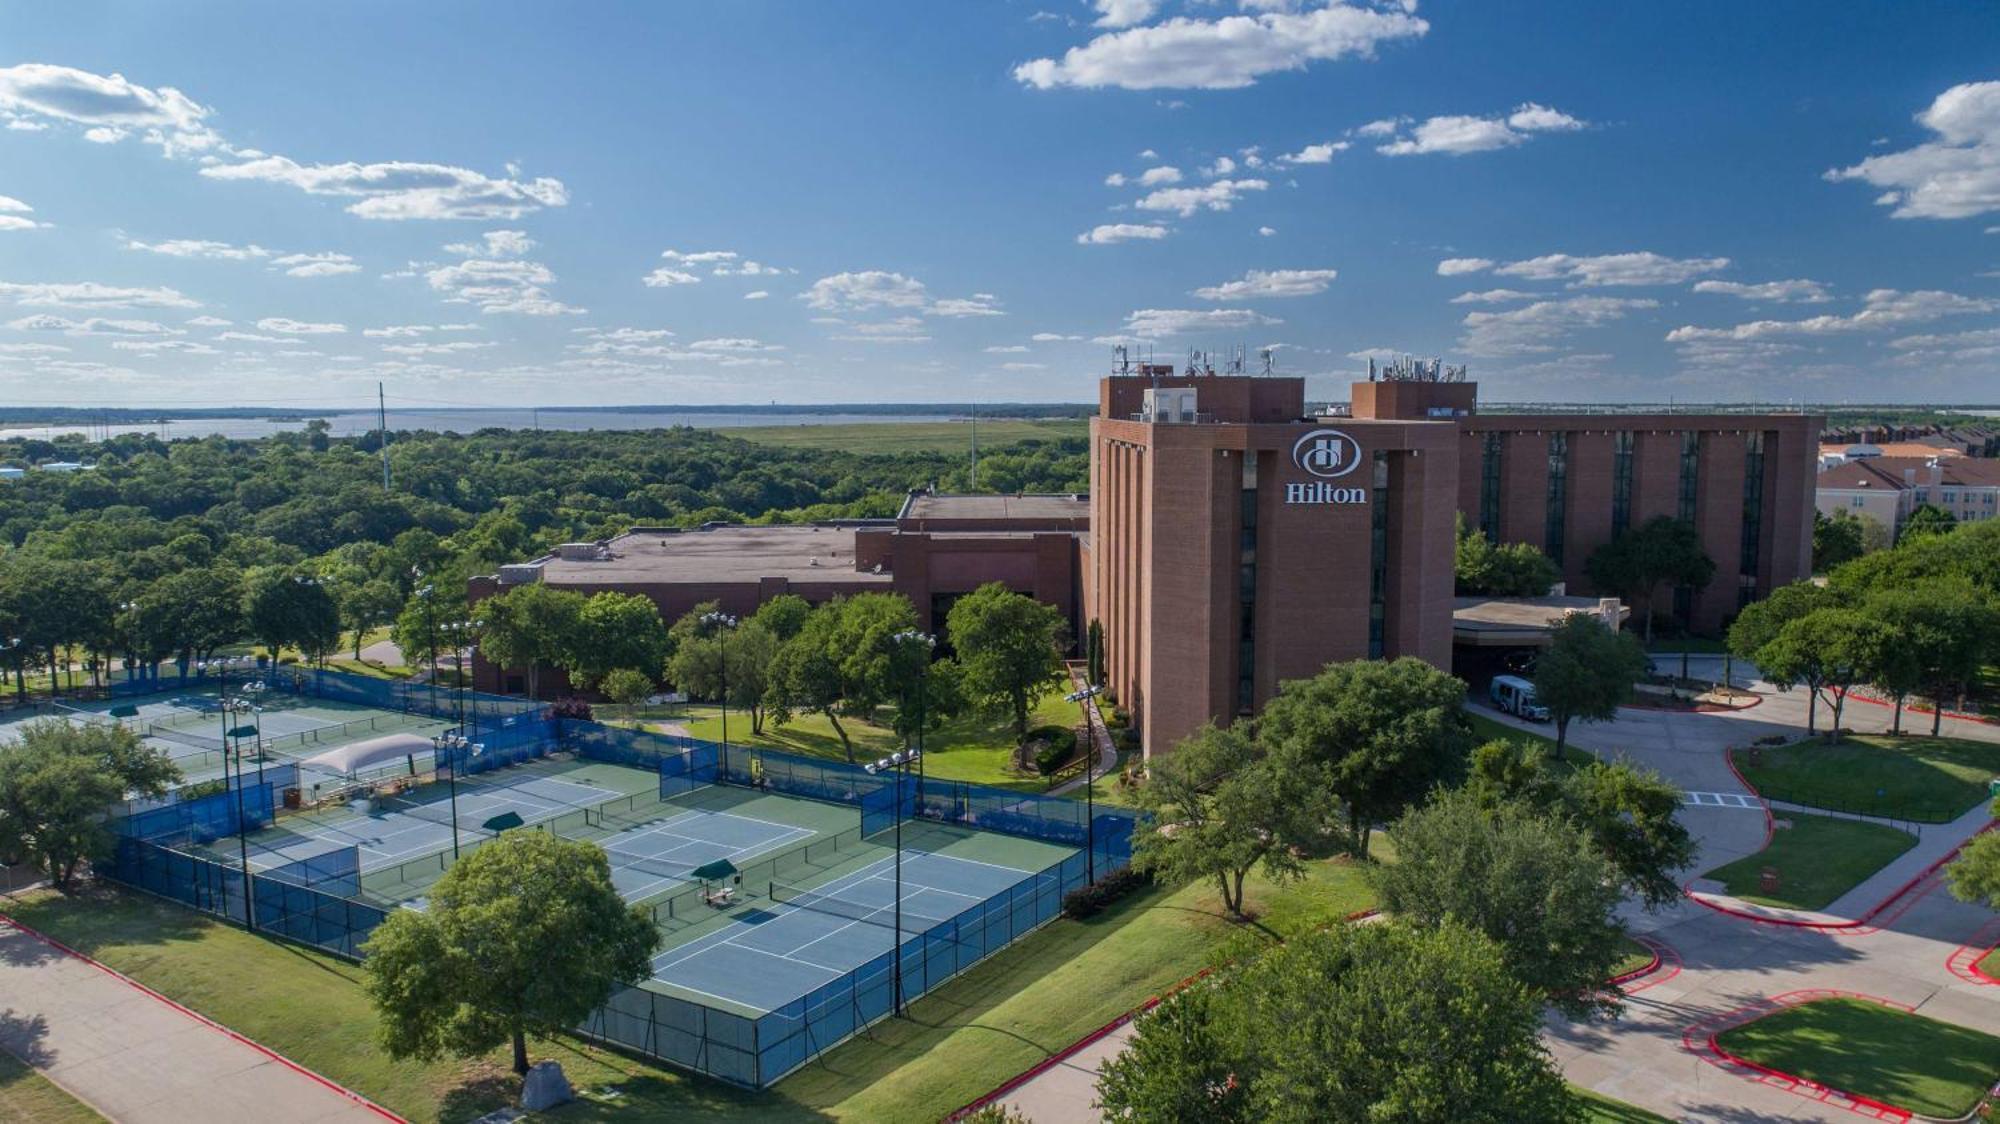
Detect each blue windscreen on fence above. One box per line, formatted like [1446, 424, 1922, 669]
[112, 835, 389, 959]
[264, 844, 361, 898]
[118, 769, 286, 845]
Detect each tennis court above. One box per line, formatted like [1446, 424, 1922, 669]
[648, 844, 1054, 1014]
[599, 807, 817, 904]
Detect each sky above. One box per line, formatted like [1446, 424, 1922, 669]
[0, 1, 1996, 410]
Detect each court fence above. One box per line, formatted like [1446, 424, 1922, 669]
[97, 696, 1136, 1090]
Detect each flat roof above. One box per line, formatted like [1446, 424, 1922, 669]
[533, 525, 892, 587]
[900, 493, 1089, 522]
[1452, 596, 1626, 646]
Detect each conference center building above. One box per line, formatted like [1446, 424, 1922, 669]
[473, 370, 1819, 758]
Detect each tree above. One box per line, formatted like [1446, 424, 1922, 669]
[1085, 618, 1106, 688]
[0, 720, 179, 888]
[338, 578, 404, 660]
[947, 582, 1067, 741]
[599, 667, 655, 707]
[245, 573, 341, 666]
[669, 618, 781, 734]
[1131, 723, 1304, 918]
[362, 832, 658, 1077]
[475, 583, 587, 699]
[1584, 516, 1716, 643]
[1256, 658, 1473, 858]
[129, 564, 244, 675]
[1950, 801, 2000, 911]
[764, 594, 917, 759]
[1902, 503, 1958, 541]
[1372, 787, 1625, 1019]
[749, 593, 811, 642]
[1097, 920, 1580, 1123]
[1727, 580, 1838, 731]
[883, 641, 966, 749]
[1755, 608, 1887, 742]
[1468, 740, 1695, 910]
[564, 592, 671, 691]
[1866, 578, 1998, 735]
[1530, 614, 1648, 759]
[1813, 508, 1867, 572]
[1455, 516, 1562, 597]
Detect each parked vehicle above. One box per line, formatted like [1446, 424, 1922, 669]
[1489, 675, 1550, 722]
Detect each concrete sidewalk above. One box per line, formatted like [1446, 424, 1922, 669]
[0, 916, 398, 1124]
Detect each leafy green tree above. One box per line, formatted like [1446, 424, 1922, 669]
[0, 720, 179, 888]
[764, 594, 917, 759]
[1813, 508, 1867, 572]
[127, 564, 245, 677]
[1468, 740, 1694, 910]
[1584, 516, 1716, 643]
[749, 593, 812, 642]
[1085, 617, 1106, 688]
[1902, 502, 1958, 541]
[1256, 658, 1473, 858]
[1727, 580, 1837, 663]
[1098, 921, 1580, 1123]
[1131, 723, 1304, 918]
[337, 578, 404, 660]
[564, 592, 671, 690]
[668, 618, 780, 733]
[361, 832, 658, 1077]
[1530, 614, 1648, 759]
[1949, 803, 2000, 910]
[1372, 787, 1625, 1018]
[599, 667, 655, 707]
[1455, 515, 1562, 597]
[946, 582, 1067, 741]
[475, 583, 587, 699]
[1755, 608, 1888, 742]
[883, 638, 965, 748]
[1866, 578, 1998, 735]
[245, 573, 341, 665]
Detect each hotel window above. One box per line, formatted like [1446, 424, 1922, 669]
[1369, 453, 1390, 660]
[1611, 431, 1634, 537]
[1545, 433, 1569, 566]
[1237, 454, 1259, 715]
[1479, 433, 1503, 540]
[1677, 432, 1700, 523]
[1738, 432, 1765, 607]
[1943, 491, 1957, 504]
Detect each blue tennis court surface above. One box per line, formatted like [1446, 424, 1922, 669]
[603, 810, 815, 903]
[649, 849, 1038, 1013]
[251, 772, 623, 870]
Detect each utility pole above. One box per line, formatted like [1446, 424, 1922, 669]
[377, 382, 392, 490]
[970, 406, 979, 491]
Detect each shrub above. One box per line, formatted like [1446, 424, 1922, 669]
[1028, 724, 1079, 775]
[550, 696, 594, 721]
[1061, 865, 1152, 919]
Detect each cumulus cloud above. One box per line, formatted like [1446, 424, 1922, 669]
[256, 317, 346, 334]
[801, 270, 999, 319]
[1375, 103, 1585, 156]
[7, 314, 182, 336]
[984, 345, 1032, 353]
[1194, 268, 1338, 300]
[379, 340, 497, 356]
[443, 229, 535, 257]
[647, 248, 789, 286]
[428, 258, 583, 316]
[1826, 80, 2000, 220]
[1077, 222, 1172, 244]
[1460, 296, 1657, 356]
[1031, 332, 1084, 341]
[201, 157, 568, 221]
[1664, 289, 1996, 342]
[1092, 0, 1160, 29]
[1277, 140, 1347, 165]
[1692, 279, 1832, 304]
[0, 63, 220, 154]
[0, 281, 199, 309]
[1123, 308, 1280, 337]
[1494, 251, 1730, 287]
[185, 315, 232, 327]
[363, 323, 480, 338]
[1449, 288, 1537, 304]
[1134, 178, 1268, 216]
[744, 290, 769, 300]
[0, 195, 49, 231]
[1258, 225, 1276, 236]
[1436, 257, 1494, 276]
[272, 251, 360, 278]
[1014, 2, 1428, 91]
[126, 238, 269, 260]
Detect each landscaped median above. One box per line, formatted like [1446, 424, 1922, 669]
[1700, 812, 1919, 912]
[1712, 995, 2000, 1120]
[0, 1051, 101, 1124]
[1733, 734, 2000, 824]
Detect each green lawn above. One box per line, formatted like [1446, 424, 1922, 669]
[1733, 735, 2000, 822]
[1464, 711, 1601, 774]
[2, 856, 1377, 1123]
[1715, 997, 2000, 1118]
[1980, 946, 2000, 980]
[1576, 1086, 1671, 1123]
[683, 674, 1106, 796]
[1702, 812, 1918, 911]
[1612, 936, 1656, 979]
[0, 1052, 102, 1123]
[724, 418, 1086, 454]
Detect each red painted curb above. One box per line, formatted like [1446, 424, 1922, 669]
[1616, 936, 1682, 997]
[943, 907, 1381, 1121]
[1946, 918, 2000, 987]
[1689, 991, 1920, 1122]
[0, 912, 407, 1123]
[1845, 690, 1996, 727]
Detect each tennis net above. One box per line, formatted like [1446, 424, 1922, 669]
[149, 725, 225, 755]
[769, 879, 900, 929]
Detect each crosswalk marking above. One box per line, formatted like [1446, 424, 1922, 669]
[1682, 791, 1762, 809]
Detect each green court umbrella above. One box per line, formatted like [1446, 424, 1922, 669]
[689, 858, 739, 882]
[482, 810, 526, 832]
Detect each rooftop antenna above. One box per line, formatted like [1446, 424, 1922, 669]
[1113, 344, 1131, 375]
[1260, 346, 1275, 375]
[1368, 356, 1378, 382]
[1226, 344, 1246, 375]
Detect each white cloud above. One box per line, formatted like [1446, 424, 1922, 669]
[1000, 362, 1047, 370]
[1123, 308, 1280, 337]
[1103, 172, 1128, 187]
[1277, 140, 1347, 165]
[804, 271, 930, 312]
[427, 258, 583, 316]
[1449, 288, 1537, 304]
[363, 323, 480, 338]
[1436, 257, 1493, 276]
[1692, 279, 1832, 304]
[1137, 164, 1182, 186]
[985, 345, 1032, 353]
[272, 252, 360, 278]
[201, 156, 568, 221]
[256, 317, 347, 335]
[1356, 117, 1402, 138]
[126, 238, 270, 260]
[1092, 0, 1160, 29]
[0, 196, 29, 214]
[1377, 103, 1585, 156]
[1201, 155, 1237, 178]
[0, 281, 199, 309]
[1826, 80, 2000, 220]
[1460, 296, 1657, 356]
[689, 337, 783, 352]
[1494, 251, 1730, 287]
[0, 63, 219, 154]
[0, 195, 48, 230]
[642, 268, 701, 287]
[8, 314, 182, 336]
[214, 331, 285, 343]
[1664, 289, 1996, 342]
[443, 229, 535, 257]
[1194, 268, 1338, 300]
[1014, 2, 1428, 91]
[1031, 332, 1084, 341]
[1258, 225, 1276, 237]
[744, 290, 770, 300]
[1134, 178, 1268, 216]
[1077, 222, 1172, 244]
[380, 341, 497, 356]
[185, 315, 232, 327]
[931, 296, 1005, 318]
[0, 342, 69, 354]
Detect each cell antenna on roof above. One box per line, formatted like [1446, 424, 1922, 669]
[1113, 344, 1131, 375]
[1260, 346, 1275, 375]
[1226, 344, 1246, 375]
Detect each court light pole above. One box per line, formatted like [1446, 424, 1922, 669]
[1065, 683, 1105, 885]
[433, 731, 465, 859]
[701, 611, 737, 777]
[866, 745, 922, 1017]
[207, 656, 256, 932]
[891, 630, 935, 809]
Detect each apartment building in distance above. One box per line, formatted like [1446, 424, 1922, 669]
[1816, 455, 2000, 539]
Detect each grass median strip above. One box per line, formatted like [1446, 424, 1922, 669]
[0, 1052, 103, 1124]
[1734, 735, 2000, 821]
[1715, 997, 2000, 1119]
[1701, 812, 1917, 911]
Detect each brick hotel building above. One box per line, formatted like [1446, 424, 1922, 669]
[474, 371, 1819, 758]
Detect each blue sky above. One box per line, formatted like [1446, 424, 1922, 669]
[0, 1, 1996, 408]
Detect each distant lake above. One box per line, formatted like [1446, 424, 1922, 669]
[0, 408, 967, 441]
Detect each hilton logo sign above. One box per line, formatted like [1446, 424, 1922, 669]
[1286, 428, 1368, 505]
